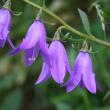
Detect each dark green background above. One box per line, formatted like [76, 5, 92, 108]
[0, 0, 110, 110]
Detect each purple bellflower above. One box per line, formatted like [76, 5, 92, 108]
[0, 9, 14, 48]
[36, 40, 71, 84]
[9, 20, 49, 66]
[65, 51, 96, 94]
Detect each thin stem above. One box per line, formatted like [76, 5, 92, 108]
[23, 0, 110, 47]
[8, 36, 15, 49]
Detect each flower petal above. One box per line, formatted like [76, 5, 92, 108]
[24, 43, 39, 66]
[3, 28, 9, 39]
[66, 77, 75, 92]
[66, 51, 84, 92]
[66, 72, 82, 92]
[35, 63, 50, 84]
[8, 46, 21, 55]
[0, 9, 11, 47]
[50, 41, 66, 83]
[83, 73, 96, 93]
[21, 20, 46, 49]
[41, 50, 50, 67]
[75, 52, 93, 73]
[79, 78, 85, 88]
[0, 24, 4, 38]
[62, 48, 72, 74]
[50, 55, 65, 83]
[39, 36, 48, 53]
[7, 36, 15, 49]
[0, 39, 5, 48]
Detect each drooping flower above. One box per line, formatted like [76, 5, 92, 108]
[36, 40, 71, 84]
[0, 8, 14, 48]
[9, 20, 49, 66]
[65, 51, 96, 94]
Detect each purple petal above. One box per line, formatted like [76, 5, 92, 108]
[75, 52, 93, 73]
[83, 73, 96, 93]
[79, 79, 85, 88]
[0, 9, 11, 29]
[41, 50, 50, 67]
[66, 77, 75, 92]
[0, 9, 11, 42]
[0, 39, 5, 48]
[51, 57, 66, 83]
[21, 20, 46, 49]
[8, 46, 21, 55]
[39, 37, 48, 54]
[49, 41, 66, 83]
[61, 45, 72, 74]
[66, 52, 84, 92]
[7, 36, 15, 49]
[40, 42, 50, 66]
[24, 43, 39, 66]
[66, 72, 82, 92]
[0, 24, 4, 39]
[35, 63, 50, 84]
[3, 27, 9, 39]
[50, 54, 66, 83]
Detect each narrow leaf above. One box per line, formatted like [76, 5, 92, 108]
[78, 8, 91, 35]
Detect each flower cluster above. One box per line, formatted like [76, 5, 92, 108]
[0, 2, 96, 94]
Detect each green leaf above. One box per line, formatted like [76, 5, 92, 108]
[78, 8, 91, 35]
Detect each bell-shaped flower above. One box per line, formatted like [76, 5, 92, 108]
[0, 9, 14, 48]
[36, 40, 71, 84]
[9, 20, 49, 66]
[65, 51, 96, 94]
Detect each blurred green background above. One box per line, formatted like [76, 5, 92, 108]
[0, 0, 110, 110]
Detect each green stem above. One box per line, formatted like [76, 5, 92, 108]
[23, 0, 110, 47]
